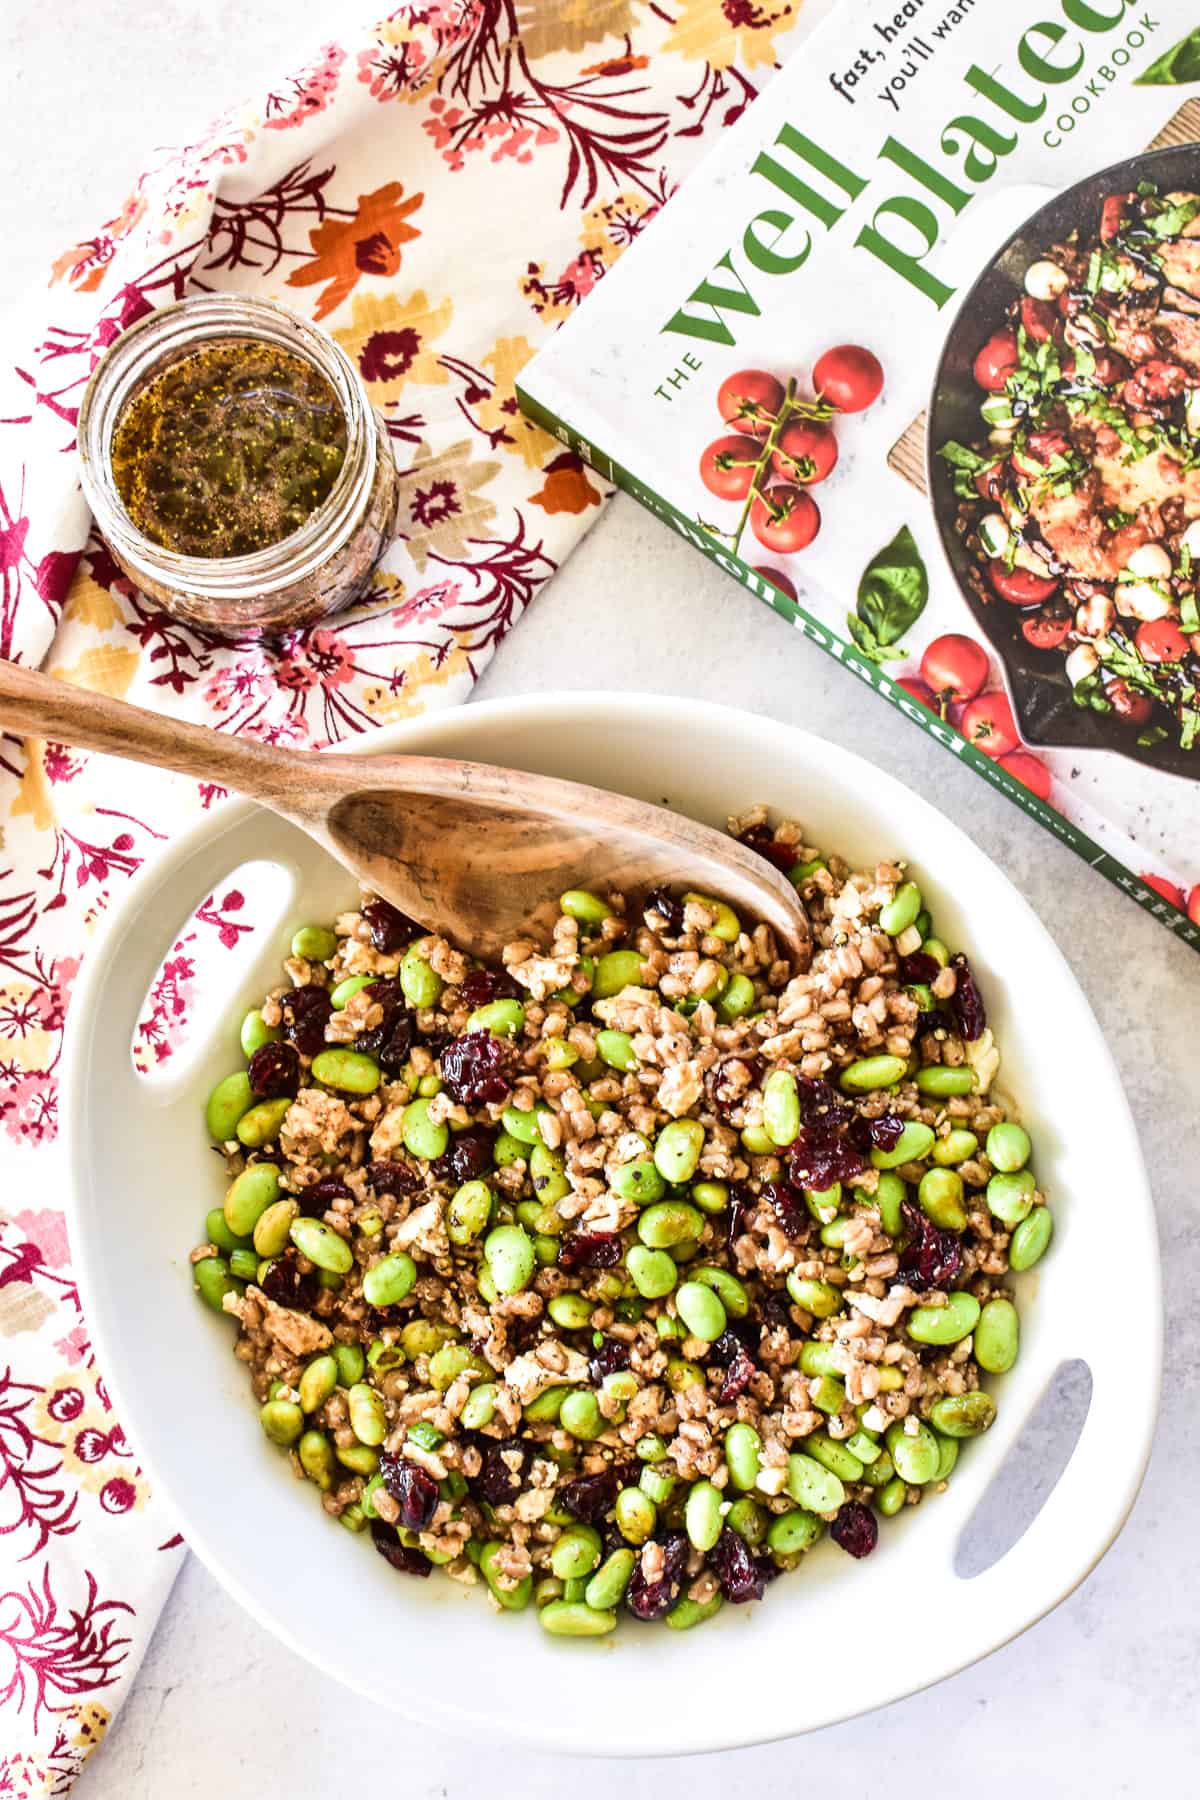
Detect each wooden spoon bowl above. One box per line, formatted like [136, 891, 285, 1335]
[0, 661, 812, 966]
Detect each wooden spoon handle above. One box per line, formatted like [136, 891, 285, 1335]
[0, 657, 306, 797]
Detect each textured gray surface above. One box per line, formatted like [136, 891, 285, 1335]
[3, 4, 1196, 1792]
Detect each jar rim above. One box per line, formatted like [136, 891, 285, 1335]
[77, 295, 379, 600]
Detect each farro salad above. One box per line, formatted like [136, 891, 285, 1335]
[193, 808, 1050, 1637]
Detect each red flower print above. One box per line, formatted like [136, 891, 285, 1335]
[359, 329, 421, 383]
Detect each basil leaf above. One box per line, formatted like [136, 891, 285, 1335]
[856, 525, 929, 651]
[1135, 26, 1200, 85]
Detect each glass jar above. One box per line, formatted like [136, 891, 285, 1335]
[77, 295, 399, 635]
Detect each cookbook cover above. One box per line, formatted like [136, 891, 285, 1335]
[518, 1, 1200, 951]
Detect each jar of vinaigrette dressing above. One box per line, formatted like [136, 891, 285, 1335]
[77, 296, 398, 634]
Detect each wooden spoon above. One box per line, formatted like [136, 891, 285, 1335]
[0, 661, 811, 967]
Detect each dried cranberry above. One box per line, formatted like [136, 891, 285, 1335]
[950, 954, 986, 1041]
[737, 824, 798, 873]
[558, 1231, 623, 1271]
[379, 1453, 440, 1531]
[705, 1055, 761, 1123]
[589, 1338, 630, 1383]
[295, 1177, 352, 1218]
[644, 887, 684, 934]
[796, 1078, 852, 1131]
[259, 1250, 317, 1310]
[281, 985, 333, 1057]
[559, 1466, 623, 1524]
[431, 1126, 495, 1185]
[357, 1012, 414, 1074]
[366, 1159, 422, 1197]
[626, 1532, 689, 1620]
[440, 1031, 513, 1106]
[472, 1438, 529, 1507]
[846, 1111, 904, 1154]
[727, 1183, 749, 1258]
[370, 1519, 432, 1577]
[758, 1288, 793, 1327]
[788, 1127, 865, 1191]
[761, 1179, 808, 1240]
[830, 1501, 878, 1559]
[898, 951, 940, 986]
[916, 1010, 944, 1039]
[897, 1200, 963, 1289]
[709, 1528, 770, 1604]
[716, 1339, 756, 1405]
[247, 1040, 300, 1099]
[459, 966, 522, 1009]
[362, 899, 419, 953]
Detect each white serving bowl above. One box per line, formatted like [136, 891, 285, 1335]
[63, 694, 1160, 1756]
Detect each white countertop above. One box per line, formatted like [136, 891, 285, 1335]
[3, 5, 1197, 1793]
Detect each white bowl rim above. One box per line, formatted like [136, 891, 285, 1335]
[62, 690, 1162, 1757]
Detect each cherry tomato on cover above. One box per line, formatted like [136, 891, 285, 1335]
[1135, 618, 1189, 664]
[1019, 297, 1057, 343]
[772, 419, 838, 485]
[1100, 192, 1133, 241]
[973, 331, 1019, 392]
[960, 690, 1019, 758]
[1104, 678, 1153, 726]
[920, 634, 989, 705]
[717, 369, 784, 438]
[1188, 885, 1200, 927]
[998, 749, 1052, 801]
[974, 462, 1009, 504]
[1142, 873, 1185, 909]
[699, 434, 761, 501]
[752, 566, 797, 601]
[813, 345, 883, 413]
[750, 485, 821, 554]
[1022, 613, 1072, 651]
[896, 675, 936, 710]
[988, 564, 1060, 607]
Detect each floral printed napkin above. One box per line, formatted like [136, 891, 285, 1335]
[0, 2, 818, 1789]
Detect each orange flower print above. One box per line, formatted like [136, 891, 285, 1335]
[664, 0, 798, 71]
[287, 183, 424, 322]
[529, 451, 603, 516]
[580, 53, 649, 76]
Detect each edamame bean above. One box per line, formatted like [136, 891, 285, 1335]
[653, 1120, 706, 1186]
[400, 1319, 453, 1359]
[543, 1037, 578, 1072]
[922, 937, 950, 967]
[493, 1131, 526, 1168]
[885, 1419, 941, 1484]
[362, 1252, 418, 1307]
[240, 1010, 280, 1058]
[559, 1389, 603, 1441]
[615, 1487, 656, 1545]
[311, 1048, 381, 1094]
[206, 1071, 254, 1142]
[253, 1198, 298, 1258]
[805, 1435, 863, 1482]
[987, 1121, 1031, 1173]
[841, 1055, 906, 1093]
[402, 1096, 449, 1162]
[586, 1548, 636, 1610]
[666, 1593, 724, 1630]
[429, 1345, 488, 1391]
[596, 1029, 637, 1072]
[692, 1181, 729, 1215]
[767, 1508, 822, 1555]
[640, 1465, 677, 1507]
[974, 1298, 1019, 1373]
[637, 1433, 668, 1464]
[798, 1342, 840, 1378]
[913, 909, 932, 939]
[260, 1399, 304, 1446]
[459, 1382, 497, 1430]
[298, 1429, 335, 1489]
[224, 1162, 282, 1238]
[804, 1184, 842, 1224]
[918, 1167, 967, 1231]
[873, 1172, 907, 1237]
[637, 1200, 705, 1250]
[877, 1476, 908, 1516]
[693, 1265, 748, 1319]
[289, 1217, 353, 1275]
[550, 1524, 603, 1581]
[916, 1064, 976, 1098]
[684, 1479, 724, 1553]
[932, 1129, 978, 1167]
[194, 1254, 240, 1312]
[523, 1386, 569, 1423]
[762, 1069, 801, 1148]
[809, 1375, 846, 1415]
[726, 1496, 767, 1545]
[676, 1281, 726, 1342]
[479, 1542, 533, 1612]
[846, 1431, 882, 1466]
[592, 951, 648, 999]
[333, 1343, 365, 1386]
[785, 1274, 841, 1318]
[987, 1169, 1036, 1226]
[499, 1102, 548, 1146]
[667, 1357, 705, 1393]
[204, 1208, 249, 1256]
[683, 891, 740, 942]
[530, 1141, 569, 1204]
[928, 1392, 997, 1437]
[236, 1097, 293, 1148]
[611, 1158, 666, 1205]
[789, 857, 827, 884]
[468, 998, 525, 1038]
[933, 1433, 959, 1481]
[724, 1422, 763, 1491]
[871, 1121, 936, 1169]
[400, 945, 443, 1009]
[560, 888, 612, 925]
[879, 880, 922, 936]
[298, 1354, 338, 1413]
[908, 1291, 980, 1346]
[330, 973, 375, 1009]
[292, 924, 338, 962]
[787, 1453, 845, 1514]
[348, 1382, 387, 1446]
[1009, 1206, 1053, 1271]
[626, 1245, 677, 1299]
[484, 1224, 535, 1295]
[336, 1443, 379, 1476]
[547, 1293, 591, 1332]
[741, 1123, 774, 1156]
[539, 1601, 616, 1637]
[447, 1180, 493, 1245]
[716, 974, 756, 1023]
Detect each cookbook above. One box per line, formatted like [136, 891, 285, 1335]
[518, 0, 1200, 951]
